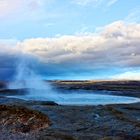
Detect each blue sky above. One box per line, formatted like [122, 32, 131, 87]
[0, 0, 140, 39]
[0, 0, 140, 80]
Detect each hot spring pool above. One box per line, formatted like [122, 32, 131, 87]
[7, 90, 140, 105]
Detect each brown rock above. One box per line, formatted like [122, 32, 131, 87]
[0, 105, 51, 133]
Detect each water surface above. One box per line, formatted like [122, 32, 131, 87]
[7, 89, 140, 105]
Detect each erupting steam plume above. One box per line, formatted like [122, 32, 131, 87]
[8, 52, 58, 101]
[9, 54, 46, 89]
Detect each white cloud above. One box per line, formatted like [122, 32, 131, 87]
[107, 0, 118, 7]
[112, 70, 140, 80]
[72, 0, 102, 6]
[15, 21, 140, 68]
[72, 0, 118, 7]
[0, 0, 24, 18]
[0, 0, 54, 20]
[125, 7, 140, 23]
[0, 39, 19, 54]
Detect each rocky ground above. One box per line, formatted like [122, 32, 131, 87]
[0, 80, 140, 140]
[52, 80, 140, 98]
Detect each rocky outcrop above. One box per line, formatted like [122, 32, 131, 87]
[0, 105, 51, 133]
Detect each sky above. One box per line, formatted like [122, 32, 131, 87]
[0, 0, 140, 80]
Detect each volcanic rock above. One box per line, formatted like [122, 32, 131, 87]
[0, 105, 51, 133]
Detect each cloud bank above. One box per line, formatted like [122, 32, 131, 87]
[20, 21, 140, 67]
[0, 21, 140, 80]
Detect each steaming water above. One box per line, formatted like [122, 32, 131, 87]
[7, 89, 140, 105]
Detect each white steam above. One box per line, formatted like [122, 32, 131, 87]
[9, 55, 45, 89]
[8, 53, 59, 101]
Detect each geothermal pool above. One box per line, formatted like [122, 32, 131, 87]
[7, 90, 140, 105]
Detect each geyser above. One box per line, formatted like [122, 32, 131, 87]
[8, 53, 59, 101]
[9, 56, 46, 89]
